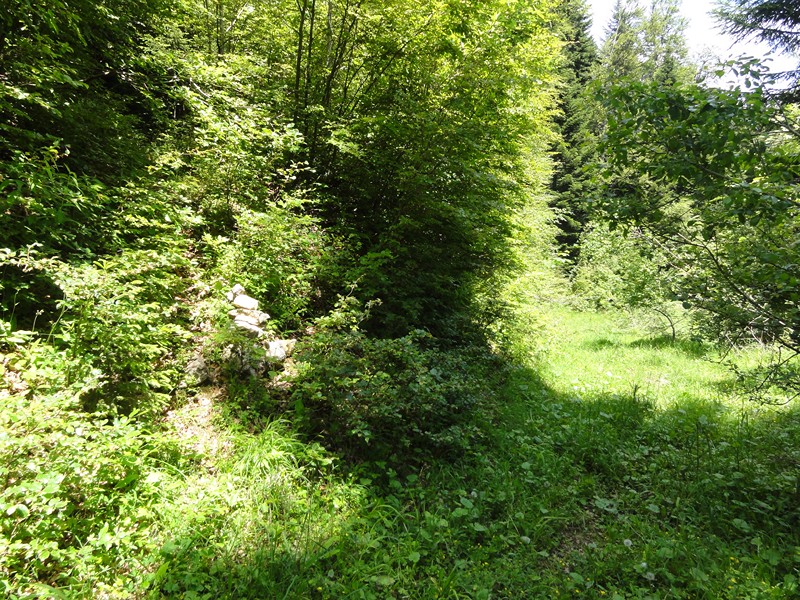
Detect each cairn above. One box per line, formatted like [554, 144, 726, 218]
[226, 284, 270, 337]
[226, 284, 296, 362]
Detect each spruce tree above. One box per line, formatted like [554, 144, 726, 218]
[715, 0, 800, 99]
[602, 0, 646, 80]
[550, 0, 600, 262]
[643, 0, 691, 84]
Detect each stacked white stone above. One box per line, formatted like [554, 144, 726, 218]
[227, 284, 270, 337]
[225, 285, 296, 362]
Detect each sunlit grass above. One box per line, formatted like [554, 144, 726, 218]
[496, 306, 800, 599]
[539, 307, 783, 409]
[144, 306, 798, 599]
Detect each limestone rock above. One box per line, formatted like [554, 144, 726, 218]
[232, 294, 259, 311]
[266, 339, 297, 361]
[226, 284, 246, 303]
[221, 284, 294, 367]
[226, 285, 265, 333]
[233, 319, 266, 337]
[232, 313, 261, 327]
[227, 308, 270, 325]
[185, 354, 209, 385]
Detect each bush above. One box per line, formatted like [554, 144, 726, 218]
[289, 299, 490, 462]
[0, 390, 176, 597]
[52, 246, 189, 414]
[211, 195, 336, 331]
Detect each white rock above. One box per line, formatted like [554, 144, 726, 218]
[266, 339, 297, 361]
[225, 284, 246, 303]
[232, 295, 259, 310]
[228, 308, 270, 324]
[233, 319, 265, 337]
[232, 313, 262, 327]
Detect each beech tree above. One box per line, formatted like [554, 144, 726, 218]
[597, 67, 800, 388]
[138, 0, 563, 335]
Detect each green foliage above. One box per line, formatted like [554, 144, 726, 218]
[290, 298, 490, 461]
[0, 0, 170, 176]
[552, 0, 693, 265]
[1, 155, 191, 411]
[1, 147, 111, 259]
[54, 248, 189, 412]
[602, 0, 647, 80]
[596, 68, 800, 378]
[599, 0, 691, 85]
[286, 0, 562, 335]
[0, 389, 179, 597]
[714, 0, 800, 99]
[549, 0, 600, 261]
[641, 0, 692, 85]
[572, 223, 679, 334]
[15, 0, 797, 598]
[210, 198, 335, 330]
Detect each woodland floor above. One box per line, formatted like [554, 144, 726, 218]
[147, 305, 800, 599]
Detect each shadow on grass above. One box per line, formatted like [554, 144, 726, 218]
[148, 351, 800, 599]
[628, 334, 711, 358]
[586, 334, 713, 360]
[587, 337, 621, 350]
[499, 358, 800, 598]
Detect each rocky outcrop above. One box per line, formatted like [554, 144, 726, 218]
[267, 339, 296, 361]
[185, 354, 210, 386]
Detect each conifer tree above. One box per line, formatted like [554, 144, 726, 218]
[715, 0, 800, 98]
[599, 0, 690, 84]
[643, 0, 691, 84]
[602, 0, 646, 80]
[549, 0, 600, 261]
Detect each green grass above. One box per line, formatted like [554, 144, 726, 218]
[144, 306, 798, 599]
[492, 307, 800, 599]
[3, 304, 798, 598]
[538, 308, 734, 407]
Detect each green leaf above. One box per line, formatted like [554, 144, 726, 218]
[7, 503, 30, 517]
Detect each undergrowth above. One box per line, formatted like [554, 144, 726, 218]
[1, 159, 797, 598]
[4, 270, 799, 599]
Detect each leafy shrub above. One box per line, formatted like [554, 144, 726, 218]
[0, 390, 176, 597]
[572, 222, 663, 310]
[289, 299, 490, 462]
[572, 222, 687, 340]
[0, 146, 115, 257]
[51, 246, 189, 413]
[211, 195, 336, 330]
[597, 74, 800, 382]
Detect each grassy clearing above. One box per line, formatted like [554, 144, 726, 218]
[3, 300, 798, 598]
[496, 307, 800, 598]
[141, 305, 799, 599]
[537, 308, 733, 407]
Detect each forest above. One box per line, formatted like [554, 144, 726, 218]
[0, 0, 798, 597]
